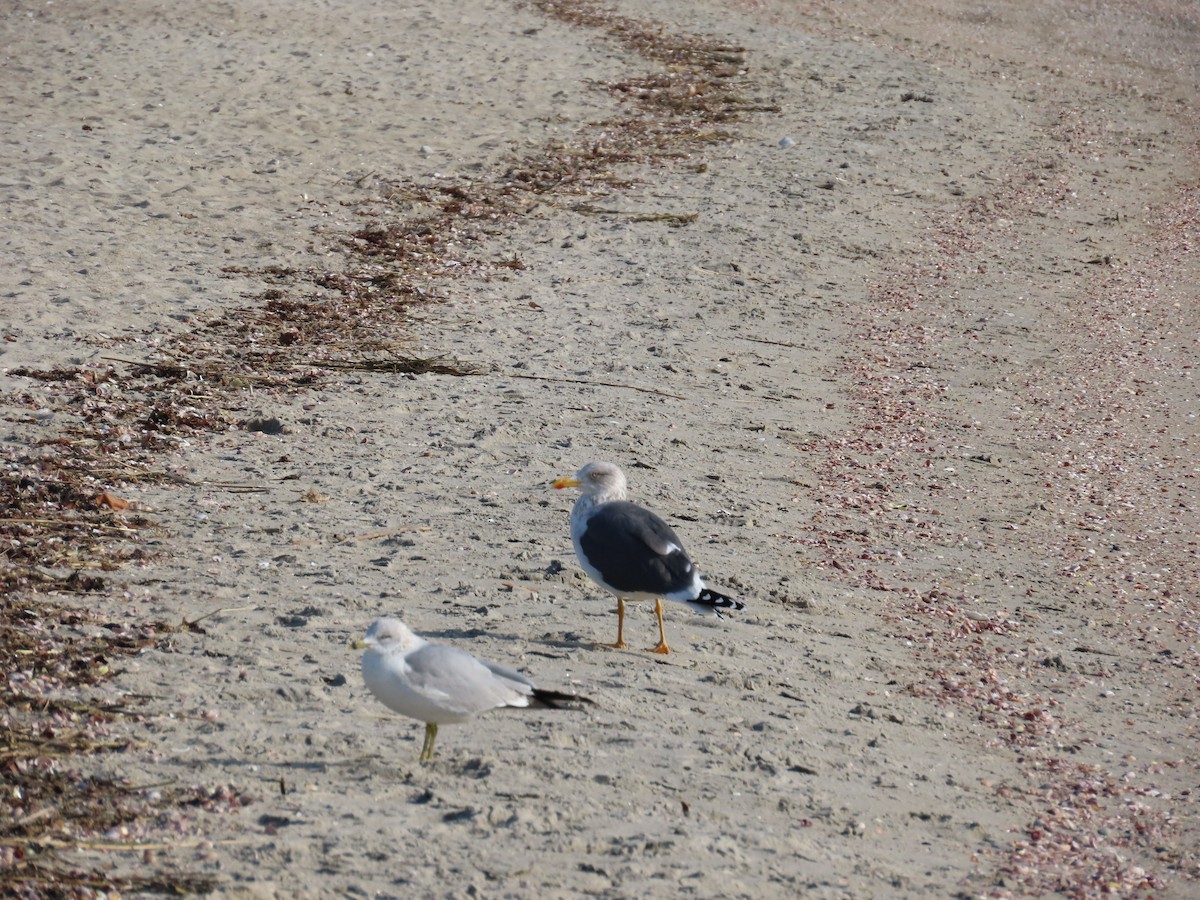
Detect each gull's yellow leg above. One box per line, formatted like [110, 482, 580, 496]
[605, 597, 628, 649]
[647, 598, 671, 654]
[419, 722, 438, 762]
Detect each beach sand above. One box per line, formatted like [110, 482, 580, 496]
[3, 0, 1197, 896]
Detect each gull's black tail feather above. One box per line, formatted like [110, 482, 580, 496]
[531, 688, 593, 710]
[696, 588, 745, 618]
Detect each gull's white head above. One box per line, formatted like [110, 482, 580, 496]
[552, 461, 628, 502]
[360, 617, 423, 654]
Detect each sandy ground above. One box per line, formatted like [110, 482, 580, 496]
[2, 0, 1197, 897]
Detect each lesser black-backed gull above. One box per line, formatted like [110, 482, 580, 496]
[353, 617, 590, 762]
[552, 461, 745, 654]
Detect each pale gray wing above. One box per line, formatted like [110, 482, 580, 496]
[405, 643, 533, 715]
[480, 658, 537, 693]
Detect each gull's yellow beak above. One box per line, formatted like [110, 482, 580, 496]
[349, 638, 369, 651]
[552, 476, 581, 490]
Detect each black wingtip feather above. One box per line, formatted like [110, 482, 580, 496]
[531, 688, 593, 709]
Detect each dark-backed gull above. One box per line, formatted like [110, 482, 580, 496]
[552, 461, 745, 654]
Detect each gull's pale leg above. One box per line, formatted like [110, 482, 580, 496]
[419, 722, 438, 762]
[648, 597, 671, 654]
[606, 597, 628, 649]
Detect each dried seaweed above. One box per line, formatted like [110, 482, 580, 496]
[319, 356, 479, 377]
[570, 204, 699, 225]
[0, 598, 239, 896]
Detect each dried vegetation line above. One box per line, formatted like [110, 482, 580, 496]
[0, 600, 257, 896]
[0, 2, 771, 894]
